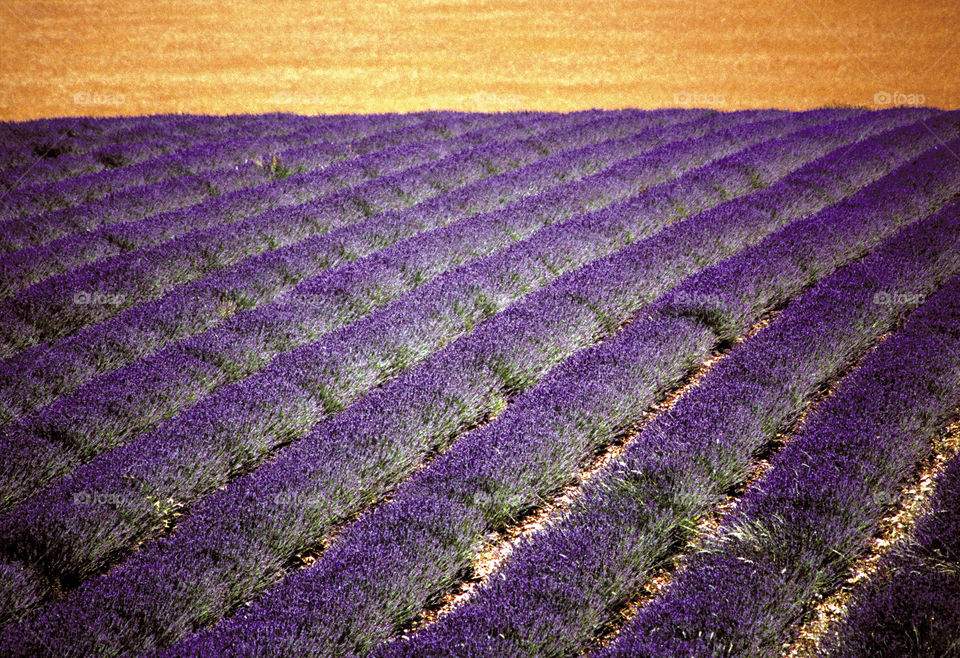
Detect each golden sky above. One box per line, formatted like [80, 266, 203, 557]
[1, 0, 958, 120]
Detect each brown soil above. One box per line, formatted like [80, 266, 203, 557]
[2, 1, 958, 121]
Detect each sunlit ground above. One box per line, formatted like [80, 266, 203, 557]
[1, 0, 958, 120]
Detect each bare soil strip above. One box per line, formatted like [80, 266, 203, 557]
[589, 329, 893, 653]
[406, 312, 777, 636]
[784, 412, 960, 658]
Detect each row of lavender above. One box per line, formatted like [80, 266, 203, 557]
[0, 107, 792, 600]
[0, 112, 581, 181]
[0, 111, 563, 335]
[0, 113, 199, 158]
[0, 116, 320, 191]
[3, 110, 956, 652]
[0, 110, 522, 255]
[0, 113, 338, 176]
[0, 111, 514, 200]
[374, 208, 960, 658]
[374, 155, 960, 655]
[0, 109, 812, 620]
[1, 112, 567, 192]
[0, 110, 585, 293]
[1, 111, 953, 654]
[0, 108, 748, 618]
[0, 113, 336, 196]
[166, 133, 960, 658]
[0, 112, 422, 219]
[0, 108, 709, 459]
[0, 109, 680, 357]
[0, 107, 830, 511]
[0, 108, 778, 477]
[0, 112, 392, 170]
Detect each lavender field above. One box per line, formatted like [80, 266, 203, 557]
[0, 108, 958, 657]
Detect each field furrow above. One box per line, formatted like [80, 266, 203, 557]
[821, 426, 960, 657]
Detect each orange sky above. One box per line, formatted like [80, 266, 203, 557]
[1, 0, 958, 120]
